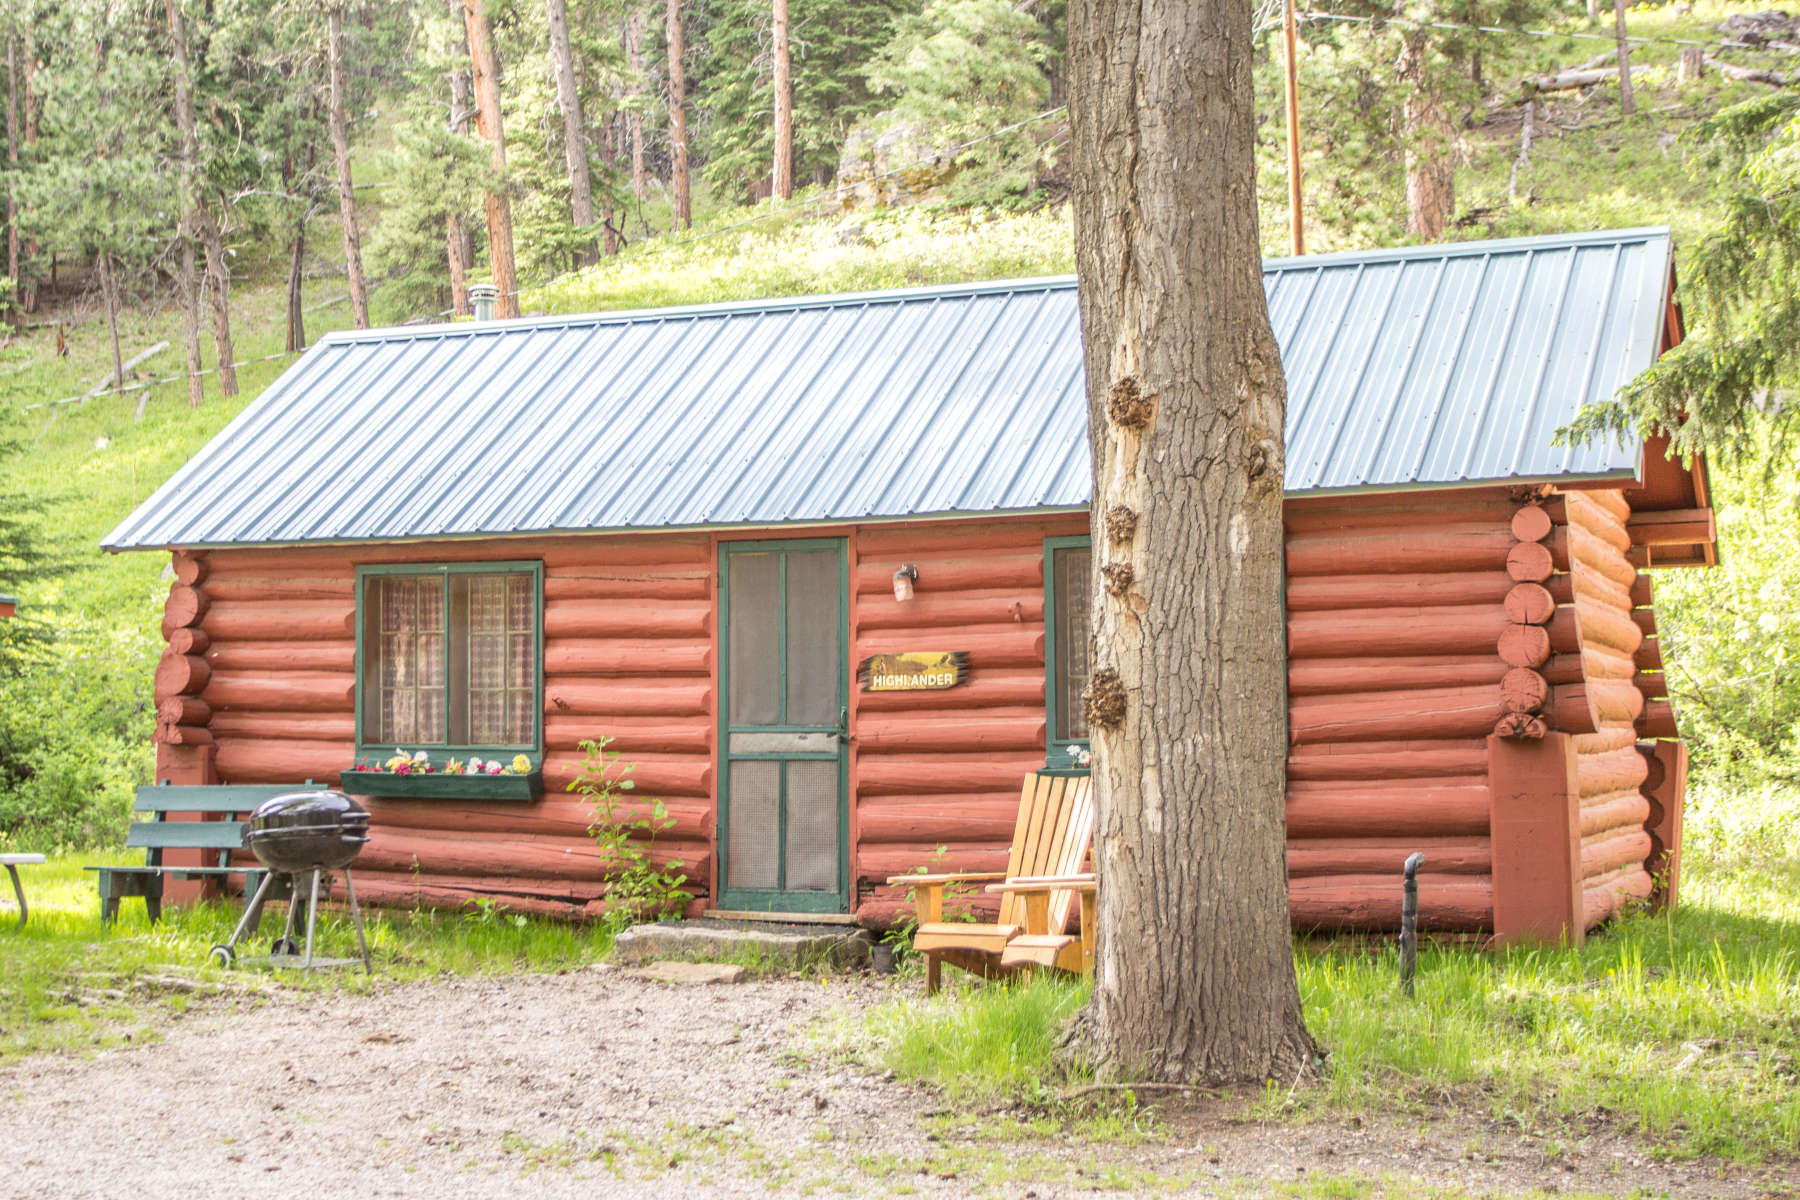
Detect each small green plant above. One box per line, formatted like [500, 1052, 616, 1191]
[570, 737, 689, 934]
[884, 845, 980, 960]
[461, 896, 526, 928]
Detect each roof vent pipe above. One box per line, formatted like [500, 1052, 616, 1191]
[469, 283, 499, 322]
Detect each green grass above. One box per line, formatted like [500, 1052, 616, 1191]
[861, 781, 1800, 1165]
[0, 852, 611, 1062]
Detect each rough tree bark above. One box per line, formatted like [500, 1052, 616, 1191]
[545, 0, 596, 259]
[599, 115, 619, 256]
[771, 0, 793, 200]
[446, 1, 473, 317]
[1613, 0, 1635, 116]
[196, 204, 238, 395]
[465, 0, 520, 318]
[1066, 0, 1318, 1084]
[164, 0, 206, 406]
[281, 151, 311, 353]
[625, 9, 647, 204]
[97, 253, 124, 396]
[327, 3, 370, 328]
[18, 15, 35, 313]
[6, 25, 19, 306]
[666, 0, 691, 229]
[1398, 27, 1453, 241]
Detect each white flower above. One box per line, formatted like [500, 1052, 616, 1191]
[413, 750, 429, 762]
[486, 762, 502, 775]
[469, 757, 486, 771]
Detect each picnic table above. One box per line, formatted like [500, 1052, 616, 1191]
[2, 852, 47, 930]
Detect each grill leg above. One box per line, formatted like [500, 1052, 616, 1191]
[342, 870, 371, 974]
[219, 871, 280, 955]
[302, 869, 322, 969]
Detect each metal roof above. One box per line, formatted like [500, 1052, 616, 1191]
[104, 227, 1673, 550]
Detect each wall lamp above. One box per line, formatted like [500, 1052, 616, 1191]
[892, 564, 919, 603]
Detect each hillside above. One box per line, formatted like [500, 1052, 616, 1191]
[2, 0, 1797, 844]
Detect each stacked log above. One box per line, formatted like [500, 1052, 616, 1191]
[155, 553, 215, 751]
[851, 518, 1070, 927]
[1279, 494, 1520, 933]
[1495, 498, 1556, 740]
[1550, 490, 1655, 927]
[193, 536, 716, 920]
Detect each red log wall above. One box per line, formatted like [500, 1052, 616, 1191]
[149, 491, 1686, 933]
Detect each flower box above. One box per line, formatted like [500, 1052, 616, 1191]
[339, 769, 544, 802]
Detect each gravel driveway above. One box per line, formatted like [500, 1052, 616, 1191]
[1, 966, 1789, 1199]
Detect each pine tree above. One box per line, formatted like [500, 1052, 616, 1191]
[1564, 94, 1800, 465]
[694, 0, 917, 202]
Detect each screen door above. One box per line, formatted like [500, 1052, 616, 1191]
[718, 539, 848, 912]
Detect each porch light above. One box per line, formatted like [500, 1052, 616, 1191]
[892, 564, 919, 602]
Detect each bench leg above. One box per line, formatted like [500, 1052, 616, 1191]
[5, 864, 25, 931]
[101, 897, 120, 926]
[142, 876, 165, 925]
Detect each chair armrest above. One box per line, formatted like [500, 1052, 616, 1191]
[885, 871, 1009, 887]
[984, 873, 1096, 895]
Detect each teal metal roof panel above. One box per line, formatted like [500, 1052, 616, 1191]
[103, 227, 1670, 550]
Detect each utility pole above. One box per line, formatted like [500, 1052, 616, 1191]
[1282, 0, 1304, 256]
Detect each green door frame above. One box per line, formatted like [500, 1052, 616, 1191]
[716, 537, 850, 913]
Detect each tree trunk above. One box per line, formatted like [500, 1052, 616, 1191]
[196, 202, 238, 396]
[286, 212, 307, 353]
[666, 0, 690, 229]
[599, 115, 619, 256]
[327, 4, 370, 328]
[1398, 28, 1453, 241]
[164, 0, 205, 405]
[177, 232, 205, 406]
[1066, 0, 1317, 1085]
[625, 10, 647, 204]
[545, 0, 595, 258]
[465, 0, 520, 318]
[98, 253, 124, 396]
[1613, 0, 1634, 116]
[18, 17, 35, 313]
[447, 4, 473, 317]
[771, 0, 793, 200]
[5, 26, 18, 306]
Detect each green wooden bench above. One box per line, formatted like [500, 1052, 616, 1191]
[86, 782, 316, 926]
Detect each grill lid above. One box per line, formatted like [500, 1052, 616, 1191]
[244, 790, 370, 872]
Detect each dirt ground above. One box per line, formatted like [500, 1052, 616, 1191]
[2, 967, 1794, 1200]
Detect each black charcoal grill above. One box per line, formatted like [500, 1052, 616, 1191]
[210, 790, 372, 972]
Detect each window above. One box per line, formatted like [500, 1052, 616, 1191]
[355, 562, 543, 756]
[1043, 535, 1091, 765]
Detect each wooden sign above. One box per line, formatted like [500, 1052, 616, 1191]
[858, 651, 969, 692]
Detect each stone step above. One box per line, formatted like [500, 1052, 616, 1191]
[611, 918, 872, 969]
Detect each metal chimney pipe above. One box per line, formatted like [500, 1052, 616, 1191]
[469, 283, 499, 322]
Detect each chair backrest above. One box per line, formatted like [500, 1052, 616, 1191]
[997, 771, 1094, 932]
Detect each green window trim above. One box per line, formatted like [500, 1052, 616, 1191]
[353, 560, 545, 764]
[1044, 534, 1092, 769]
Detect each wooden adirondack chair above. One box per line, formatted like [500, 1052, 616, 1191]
[988, 873, 1096, 976]
[887, 771, 1094, 994]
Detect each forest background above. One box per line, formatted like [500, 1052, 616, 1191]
[0, 0, 1796, 859]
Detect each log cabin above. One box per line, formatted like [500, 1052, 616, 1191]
[105, 227, 1713, 945]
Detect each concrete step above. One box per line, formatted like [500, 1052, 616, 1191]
[611, 918, 872, 969]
